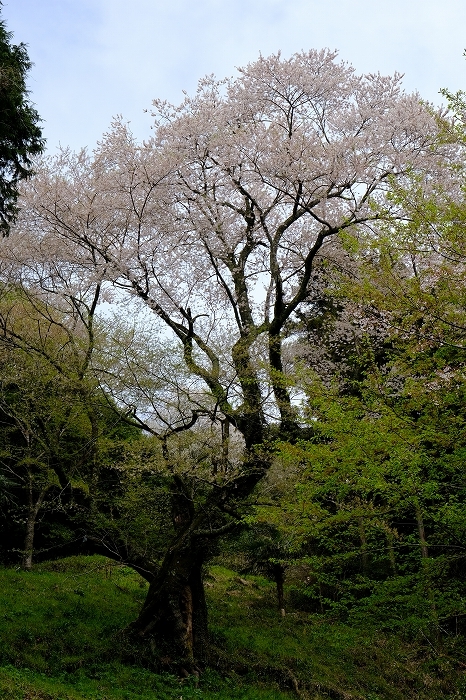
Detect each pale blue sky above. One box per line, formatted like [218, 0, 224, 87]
[5, 0, 466, 153]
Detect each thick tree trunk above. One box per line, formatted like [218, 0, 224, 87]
[129, 534, 209, 671]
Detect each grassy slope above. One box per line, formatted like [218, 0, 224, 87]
[0, 556, 464, 699]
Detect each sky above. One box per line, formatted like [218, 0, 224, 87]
[4, 0, 466, 153]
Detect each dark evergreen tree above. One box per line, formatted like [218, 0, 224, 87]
[0, 4, 44, 234]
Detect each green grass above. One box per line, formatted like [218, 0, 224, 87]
[206, 566, 466, 700]
[0, 556, 465, 699]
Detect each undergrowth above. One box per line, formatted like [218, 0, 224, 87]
[0, 556, 464, 699]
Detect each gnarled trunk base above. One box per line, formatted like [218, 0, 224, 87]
[129, 548, 209, 672]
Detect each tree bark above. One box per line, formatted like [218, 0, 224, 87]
[128, 530, 209, 670]
[22, 479, 48, 571]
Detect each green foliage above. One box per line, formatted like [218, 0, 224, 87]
[248, 244, 466, 634]
[273, 363, 466, 620]
[0, 309, 148, 567]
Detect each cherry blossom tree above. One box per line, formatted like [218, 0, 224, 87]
[5, 50, 456, 669]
